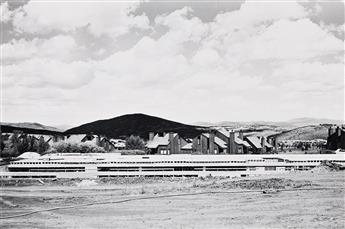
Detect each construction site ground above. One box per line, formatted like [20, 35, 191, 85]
[1, 170, 344, 229]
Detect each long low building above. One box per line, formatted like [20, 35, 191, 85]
[1, 153, 344, 179]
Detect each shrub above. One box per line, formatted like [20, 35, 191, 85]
[48, 142, 106, 154]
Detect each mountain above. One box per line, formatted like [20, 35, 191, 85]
[0, 122, 63, 135]
[65, 113, 206, 139]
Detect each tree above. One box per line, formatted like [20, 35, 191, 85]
[17, 134, 30, 154]
[37, 137, 50, 155]
[2, 133, 20, 158]
[0, 135, 5, 152]
[125, 135, 145, 150]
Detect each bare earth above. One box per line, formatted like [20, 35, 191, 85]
[1, 171, 344, 229]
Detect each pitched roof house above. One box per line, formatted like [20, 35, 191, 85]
[215, 128, 251, 154]
[146, 132, 189, 155]
[244, 136, 273, 154]
[192, 132, 227, 154]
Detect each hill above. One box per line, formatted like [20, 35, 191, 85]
[0, 122, 63, 135]
[65, 113, 206, 139]
[193, 117, 343, 129]
[284, 118, 343, 128]
[270, 125, 330, 141]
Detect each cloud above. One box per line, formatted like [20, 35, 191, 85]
[272, 61, 344, 92]
[213, 0, 307, 31]
[0, 2, 12, 22]
[10, 1, 150, 37]
[3, 58, 95, 89]
[1, 35, 78, 62]
[2, 1, 344, 124]
[155, 7, 208, 43]
[247, 19, 343, 60]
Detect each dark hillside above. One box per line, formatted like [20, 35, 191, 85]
[65, 113, 206, 139]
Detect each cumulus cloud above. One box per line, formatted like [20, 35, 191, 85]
[3, 58, 95, 89]
[155, 7, 208, 43]
[2, 35, 78, 62]
[1, 0, 344, 124]
[213, 0, 307, 31]
[10, 1, 150, 37]
[272, 61, 344, 92]
[246, 19, 343, 60]
[0, 2, 12, 22]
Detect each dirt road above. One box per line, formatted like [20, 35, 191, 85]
[1, 171, 344, 228]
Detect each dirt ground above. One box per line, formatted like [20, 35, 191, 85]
[0, 171, 344, 229]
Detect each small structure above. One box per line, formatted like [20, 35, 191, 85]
[109, 139, 126, 150]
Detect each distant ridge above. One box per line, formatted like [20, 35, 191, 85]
[65, 113, 206, 139]
[0, 122, 63, 135]
[193, 117, 343, 129]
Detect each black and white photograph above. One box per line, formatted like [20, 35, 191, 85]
[0, 0, 344, 228]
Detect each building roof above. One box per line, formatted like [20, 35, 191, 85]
[66, 134, 98, 145]
[235, 138, 251, 147]
[114, 142, 126, 148]
[266, 142, 273, 148]
[109, 139, 126, 144]
[181, 143, 193, 150]
[245, 136, 273, 149]
[66, 134, 86, 143]
[202, 133, 227, 149]
[214, 137, 227, 149]
[217, 128, 230, 137]
[245, 136, 262, 149]
[15, 152, 345, 164]
[146, 133, 177, 149]
[17, 152, 41, 159]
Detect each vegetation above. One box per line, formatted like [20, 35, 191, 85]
[48, 142, 106, 154]
[0, 133, 43, 158]
[275, 125, 329, 141]
[37, 137, 50, 154]
[125, 135, 146, 150]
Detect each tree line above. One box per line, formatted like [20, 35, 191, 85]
[1, 133, 147, 158]
[1, 133, 49, 158]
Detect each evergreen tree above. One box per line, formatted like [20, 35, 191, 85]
[125, 135, 145, 150]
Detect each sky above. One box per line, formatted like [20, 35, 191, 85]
[1, 0, 344, 127]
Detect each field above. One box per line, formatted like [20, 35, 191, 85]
[1, 171, 344, 229]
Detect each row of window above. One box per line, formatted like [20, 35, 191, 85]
[11, 159, 345, 165]
[9, 167, 85, 172]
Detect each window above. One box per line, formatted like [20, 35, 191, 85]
[265, 167, 276, 171]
